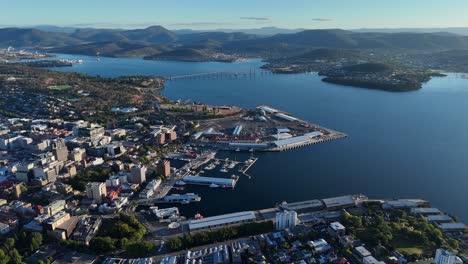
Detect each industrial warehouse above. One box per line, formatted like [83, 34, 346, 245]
[182, 175, 238, 188]
[188, 211, 257, 231]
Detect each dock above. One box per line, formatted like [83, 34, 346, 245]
[211, 158, 242, 166]
[137, 193, 201, 205]
[240, 157, 258, 176]
[269, 132, 347, 152]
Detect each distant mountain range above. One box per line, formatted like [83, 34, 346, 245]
[173, 27, 306, 35]
[2, 25, 468, 59]
[16, 25, 468, 36]
[352, 27, 468, 36]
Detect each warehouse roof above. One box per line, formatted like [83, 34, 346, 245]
[437, 223, 466, 231]
[188, 211, 256, 230]
[425, 215, 453, 222]
[183, 176, 236, 186]
[411, 207, 442, 215]
[322, 195, 356, 208]
[280, 199, 324, 211]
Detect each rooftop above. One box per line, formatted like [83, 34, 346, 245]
[280, 199, 324, 211]
[330, 221, 346, 231]
[322, 195, 356, 208]
[355, 246, 371, 257]
[437, 222, 466, 230]
[183, 175, 236, 186]
[44, 210, 69, 224]
[411, 207, 442, 214]
[188, 211, 256, 230]
[425, 215, 453, 222]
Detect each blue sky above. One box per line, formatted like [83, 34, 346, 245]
[2, 0, 468, 29]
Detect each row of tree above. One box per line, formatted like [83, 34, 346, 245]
[167, 221, 274, 251]
[90, 213, 155, 257]
[0, 230, 43, 264]
[341, 207, 459, 259]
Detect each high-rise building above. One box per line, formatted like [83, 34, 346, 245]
[275, 211, 298, 230]
[434, 249, 463, 264]
[52, 138, 68, 161]
[74, 124, 105, 141]
[106, 142, 126, 158]
[155, 133, 165, 145]
[165, 131, 177, 142]
[69, 148, 86, 162]
[15, 162, 35, 182]
[157, 160, 170, 177]
[86, 182, 107, 204]
[130, 165, 147, 184]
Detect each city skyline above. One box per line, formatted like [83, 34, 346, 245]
[2, 0, 468, 30]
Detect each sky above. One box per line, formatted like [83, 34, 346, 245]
[2, 0, 468, 30]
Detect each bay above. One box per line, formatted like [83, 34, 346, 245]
[51, 54, 468, 221]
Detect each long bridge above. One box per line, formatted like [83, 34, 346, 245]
[167, 67, 275, 80]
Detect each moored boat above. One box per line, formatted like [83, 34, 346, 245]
[175, 180, 186, 186]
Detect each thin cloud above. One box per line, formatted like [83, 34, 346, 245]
[311, 18, 333, 22]
[240, 17, 270, 21]
[169, 22, 230, 26]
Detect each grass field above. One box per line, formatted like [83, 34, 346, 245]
[355, 228, 429, 256]
[393, 238, 426, 256]
[48, 85, 72, 90]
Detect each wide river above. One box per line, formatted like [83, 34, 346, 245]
[51, 54, 468, 221]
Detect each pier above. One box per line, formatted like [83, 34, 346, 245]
[270, 133, 347, 152]
[240, 157, 258, 177]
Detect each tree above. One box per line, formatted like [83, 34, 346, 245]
[110, 222, 134, 239]
[4, 238, 15, 250]
[140, 156, 150, 165]
[341, 213, 362, 230]
[9, 249, 23, 264]
[0, 249, 10, 264]
[30, 232, 43, 253]
[90, 237, 116, 253]
[167, 237, 183, 251]
[448, 238, 459, 250]
[125, 241, 156, 257]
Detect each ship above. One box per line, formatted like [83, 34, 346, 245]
[194, 213, 204, 219]
[209, 183, 220, 188]
[175, 180, 186, 186]
[204, 163, 216, 170]
[228, 161, 236, 169]
[151, 207, 179, 219]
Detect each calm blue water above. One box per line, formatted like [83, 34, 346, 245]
[51, 54, 468, 221]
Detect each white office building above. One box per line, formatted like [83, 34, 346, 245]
[86, 182, 107, 204]
[434, 249, 463, 264]
[275, 210, 298, 230]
